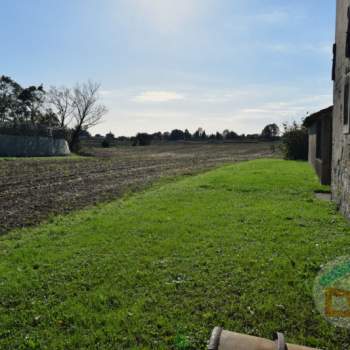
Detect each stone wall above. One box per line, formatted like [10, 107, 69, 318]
[332, 0, 350, 216]
[321, 113, 333, 186]
[0, 134, 70, 157]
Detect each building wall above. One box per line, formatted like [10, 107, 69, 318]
[308, 115, 332, 185]
[333, 0, 350, 215]
[0, 134, 70, 157]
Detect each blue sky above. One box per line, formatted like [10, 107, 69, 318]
[1, 0, 335, 136]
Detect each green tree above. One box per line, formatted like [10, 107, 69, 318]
[225, 131, 239, 139]
[282, 122, 308, 160]
[0, 76, 56, 127]
[0, 76, 22, 124]
[261, 123, 280, 140]
[215, 132, 223, 140]
[193, 127, 205, 140]
[133, 133, 153, 146]
[184, 129, 192, 140]
[105, 132, 115, 141]
[170, 129, 185, 141]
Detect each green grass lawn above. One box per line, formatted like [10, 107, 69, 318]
[1, 159, 349, 349]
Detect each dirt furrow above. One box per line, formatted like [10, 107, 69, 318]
[0, 143, 277, 234]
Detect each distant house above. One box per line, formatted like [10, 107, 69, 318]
[304, 106, 333, 185]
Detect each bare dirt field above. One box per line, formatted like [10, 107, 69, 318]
[0, 142, 279, 234]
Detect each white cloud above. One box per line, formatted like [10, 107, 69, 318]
[133, 91, 185, 103]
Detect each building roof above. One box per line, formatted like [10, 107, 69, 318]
[303, 106, 333, 127]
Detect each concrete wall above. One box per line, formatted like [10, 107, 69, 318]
[333, 0, 350, 215]
[0, 134, 70, 157]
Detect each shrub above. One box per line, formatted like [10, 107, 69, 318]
[134, 133, 153, 146]
[101, 139, 110, 148]
[281, 122, 308, 160]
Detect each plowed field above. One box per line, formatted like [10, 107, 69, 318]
[0, 142, 277, 234]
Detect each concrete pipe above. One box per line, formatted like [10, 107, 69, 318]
[208, 327, 321, 350]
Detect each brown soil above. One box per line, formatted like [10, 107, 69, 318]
[0, 142, 278, 234]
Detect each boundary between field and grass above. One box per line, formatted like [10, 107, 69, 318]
[0, 154, 87, 161]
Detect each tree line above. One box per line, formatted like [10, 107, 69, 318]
[96, 124, 280, 147]
[0, 76, 107, 151]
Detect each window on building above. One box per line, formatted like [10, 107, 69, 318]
[344, 80, 349, 127]
[316, 121, 322, 160]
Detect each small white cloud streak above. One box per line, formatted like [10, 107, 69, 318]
[133, 91, 185, 103]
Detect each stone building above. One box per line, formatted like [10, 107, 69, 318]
[332, 0, 350, 216]
[304, 106, 333, 185]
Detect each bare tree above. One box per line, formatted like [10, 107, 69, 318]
[69, 81, 107, 151]
[47, 86, 73, 128]
[47, 81, 107, 152]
